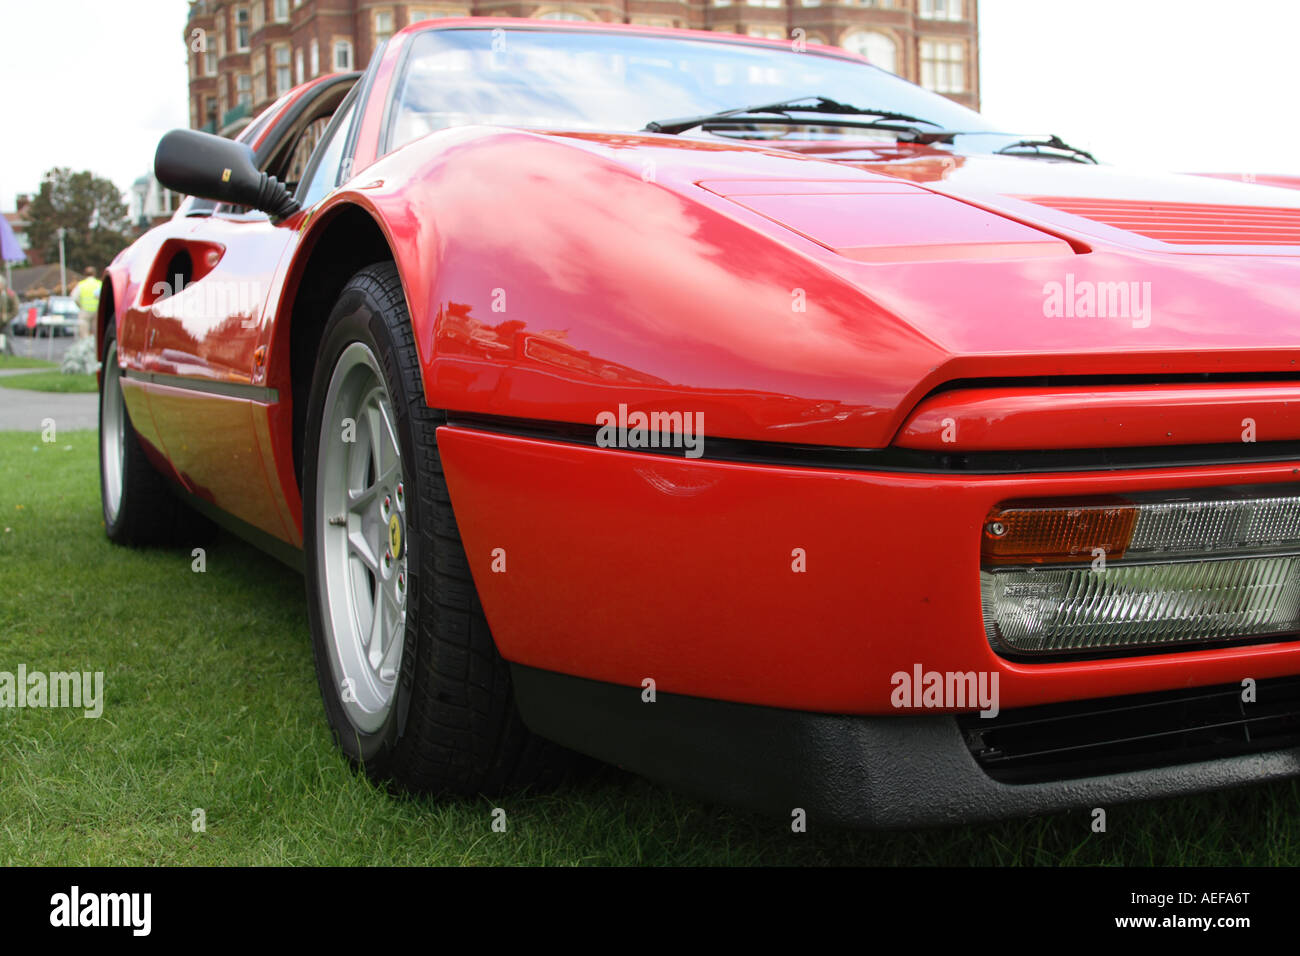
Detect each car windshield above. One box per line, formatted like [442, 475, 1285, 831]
[389, 27, 998, 151]
[48, 297, 77, 314]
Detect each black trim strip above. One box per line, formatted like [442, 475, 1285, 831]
[123, 369, 278, 403]
[443, 411, 1300, 475]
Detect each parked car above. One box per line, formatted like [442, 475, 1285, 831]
[99, 18, 1300, 827]
[11, 296, 78, 337]
[38, 295, 80, 336]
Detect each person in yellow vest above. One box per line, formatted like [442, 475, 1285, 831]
[71, 266, 102, 340]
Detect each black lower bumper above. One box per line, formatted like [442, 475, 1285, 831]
[511, 665, 1300, 829]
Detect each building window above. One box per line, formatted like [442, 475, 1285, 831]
[713, 0, 733, 5]
[919, 0, 962, 20]
[204, 49, 217, 75]
[841, 30, 898, 74]
[374, 10, 394, 45]
[748, 25, 785, 39]
[295, 47, 304, 85]
[310, 39, 319, 76]
[253, 50, 267, 102]
[801, 0, 822, 6]
[235, 6, 250, 51]
[275, 44, 292, 94]
[333, 39, 353, 71]
[920, 39, 965, 92]
[236, 73, 252, 107]
[535, 11, 591, 20]
[274, 0, 290, 21]
[410, 8, 434, 20]
[746, 0, 782, 6]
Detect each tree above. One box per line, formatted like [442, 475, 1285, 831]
[25, 168, 130, 283]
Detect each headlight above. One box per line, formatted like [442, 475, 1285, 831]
[981, 487, 1300, 656]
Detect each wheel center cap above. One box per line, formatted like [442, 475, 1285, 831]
[388, 512, 404, 560]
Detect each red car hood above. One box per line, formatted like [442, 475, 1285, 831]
[375, 126, 1300, 450]
[573, 132, 1300, 378]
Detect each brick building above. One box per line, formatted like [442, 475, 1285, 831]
[186, 0, 978, 136]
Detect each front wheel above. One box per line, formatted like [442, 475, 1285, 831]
[302, 263, 572, 796]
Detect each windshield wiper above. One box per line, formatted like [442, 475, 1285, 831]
[994, 135, 1097, 164]
[643, 96, 942, 135]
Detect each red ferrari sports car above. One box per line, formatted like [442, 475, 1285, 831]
[101, 18, 1300, 827]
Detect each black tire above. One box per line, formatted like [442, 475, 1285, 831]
[302, 262, 573, 797]
[99, 328, 214, 547]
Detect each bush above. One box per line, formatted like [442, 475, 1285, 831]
[61, 337, 100, 375]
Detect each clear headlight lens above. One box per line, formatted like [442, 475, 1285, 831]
[981, 487, 1300, 656]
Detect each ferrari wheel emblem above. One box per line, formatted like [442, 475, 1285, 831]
[388, 513, 403, 560]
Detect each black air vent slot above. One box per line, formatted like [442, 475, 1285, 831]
[959, 676, 1300, 784]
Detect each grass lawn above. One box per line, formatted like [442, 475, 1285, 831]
[1, 429, 1296, 866]
[0, 355, 57, 370]
[0, 370, 97, 393]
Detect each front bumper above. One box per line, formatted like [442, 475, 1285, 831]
[436, 425, 1300, 713]
[513, 664, 1300, 828]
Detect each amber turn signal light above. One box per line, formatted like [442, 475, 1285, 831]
[982, 502, 1138, 565]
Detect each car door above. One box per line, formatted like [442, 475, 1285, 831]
[137, 75, 359, 547]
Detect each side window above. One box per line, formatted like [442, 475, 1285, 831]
[282, 115, 333, 192]
[298, 99, 357, 208]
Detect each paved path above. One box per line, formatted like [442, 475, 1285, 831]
[0, 372, 99, 431]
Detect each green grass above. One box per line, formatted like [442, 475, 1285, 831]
[0, 371, 97, 393]
[0, 355, 57, 370]
[1, 429, 1297, 865]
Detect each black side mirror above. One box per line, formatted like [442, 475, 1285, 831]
[154, 128, 300, 220]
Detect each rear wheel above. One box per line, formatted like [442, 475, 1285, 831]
[99, 330, 212, 546]
[303, 263, 572, 796]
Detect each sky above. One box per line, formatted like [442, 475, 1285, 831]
[0, 0, 190, 211]
[1, 0, 1297, 212]
[977, 0, 1300, 175]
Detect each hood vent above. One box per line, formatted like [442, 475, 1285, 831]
[1021, 196, 1300, 246]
